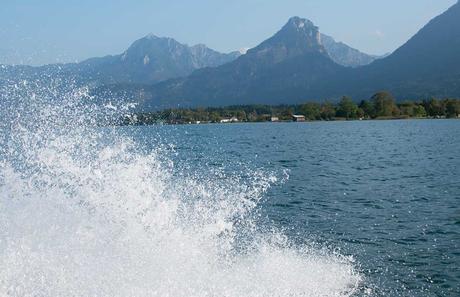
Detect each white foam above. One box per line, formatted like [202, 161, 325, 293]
[0, 78, 364, 296]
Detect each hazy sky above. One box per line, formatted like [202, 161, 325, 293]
[0, 0, 457, 65]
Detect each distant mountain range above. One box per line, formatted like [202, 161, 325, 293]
[78, 35, 241, 84]
[131, 1, 460, 109]
[0, 36, 241, 85]
[320, 34, 383, 67]
[132, 17, 345, 109]
[0, 24, 378, 86]
[2, 1, 459, 109]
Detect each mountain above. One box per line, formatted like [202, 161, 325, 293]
[137, 17, 347, 109]
[345, 1, 460, 99]
[136, 2, 460, 109]
[78, 34, 240, 84]
[5, 2, 460, 107]
[0, 35, 241, 86]
[320, 34, 381, 67]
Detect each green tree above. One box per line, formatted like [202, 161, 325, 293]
[445, 99, 460, 118]
[300, 102, 321, 120]
[336, 96, 359, 119]
[359, 100, 375, 118]
[321, 102, 336, 120]
[372, 91, 398, 117]
[209, 112, 221, 123]
[413, 105, 427, 118]
[236, 110, 247, 121]
[399, 101, 416, 117]
[423, 98, 445, 117]
[280, 107, 294, 121]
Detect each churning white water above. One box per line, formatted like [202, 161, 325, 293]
[0, 78, 363, 296]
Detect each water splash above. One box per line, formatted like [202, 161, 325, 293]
[0, 78, 364, 296]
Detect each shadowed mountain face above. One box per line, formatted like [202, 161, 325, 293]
[345, 0, 460, 99]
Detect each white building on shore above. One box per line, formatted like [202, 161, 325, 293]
[220, 117, 239, 123]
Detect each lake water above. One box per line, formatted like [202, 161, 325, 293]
[131, 120, 460, 296]
[1, 115, 459, 296]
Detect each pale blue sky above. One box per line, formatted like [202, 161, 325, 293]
[0, 0, 457, 65]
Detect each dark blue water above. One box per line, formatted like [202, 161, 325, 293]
[131, 120, 459, 296]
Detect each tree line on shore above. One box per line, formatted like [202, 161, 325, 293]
[124, 91, 460, 125]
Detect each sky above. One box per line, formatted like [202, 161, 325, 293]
[0, 0, 457, 65]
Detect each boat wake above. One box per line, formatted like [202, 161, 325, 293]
[0, 78, 364, 296]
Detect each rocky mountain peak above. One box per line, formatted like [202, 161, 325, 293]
[144, 33, 159, 40]
[246, 16, 327, 63]
[286, 17, 316, 31]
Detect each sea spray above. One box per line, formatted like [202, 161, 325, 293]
[0, 78, 364, 296]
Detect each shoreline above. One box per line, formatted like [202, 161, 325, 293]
[122, 96, 460, 126]
[120, 116, 459, 127]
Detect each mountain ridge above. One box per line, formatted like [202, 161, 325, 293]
[0, 35, 241, 86]
[3, 3, 460, 109]
[77, 34, 241, 84]
[134, 17, 347, 109]
[320, 34, 382, 67]
[135, 3, 460, 109]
